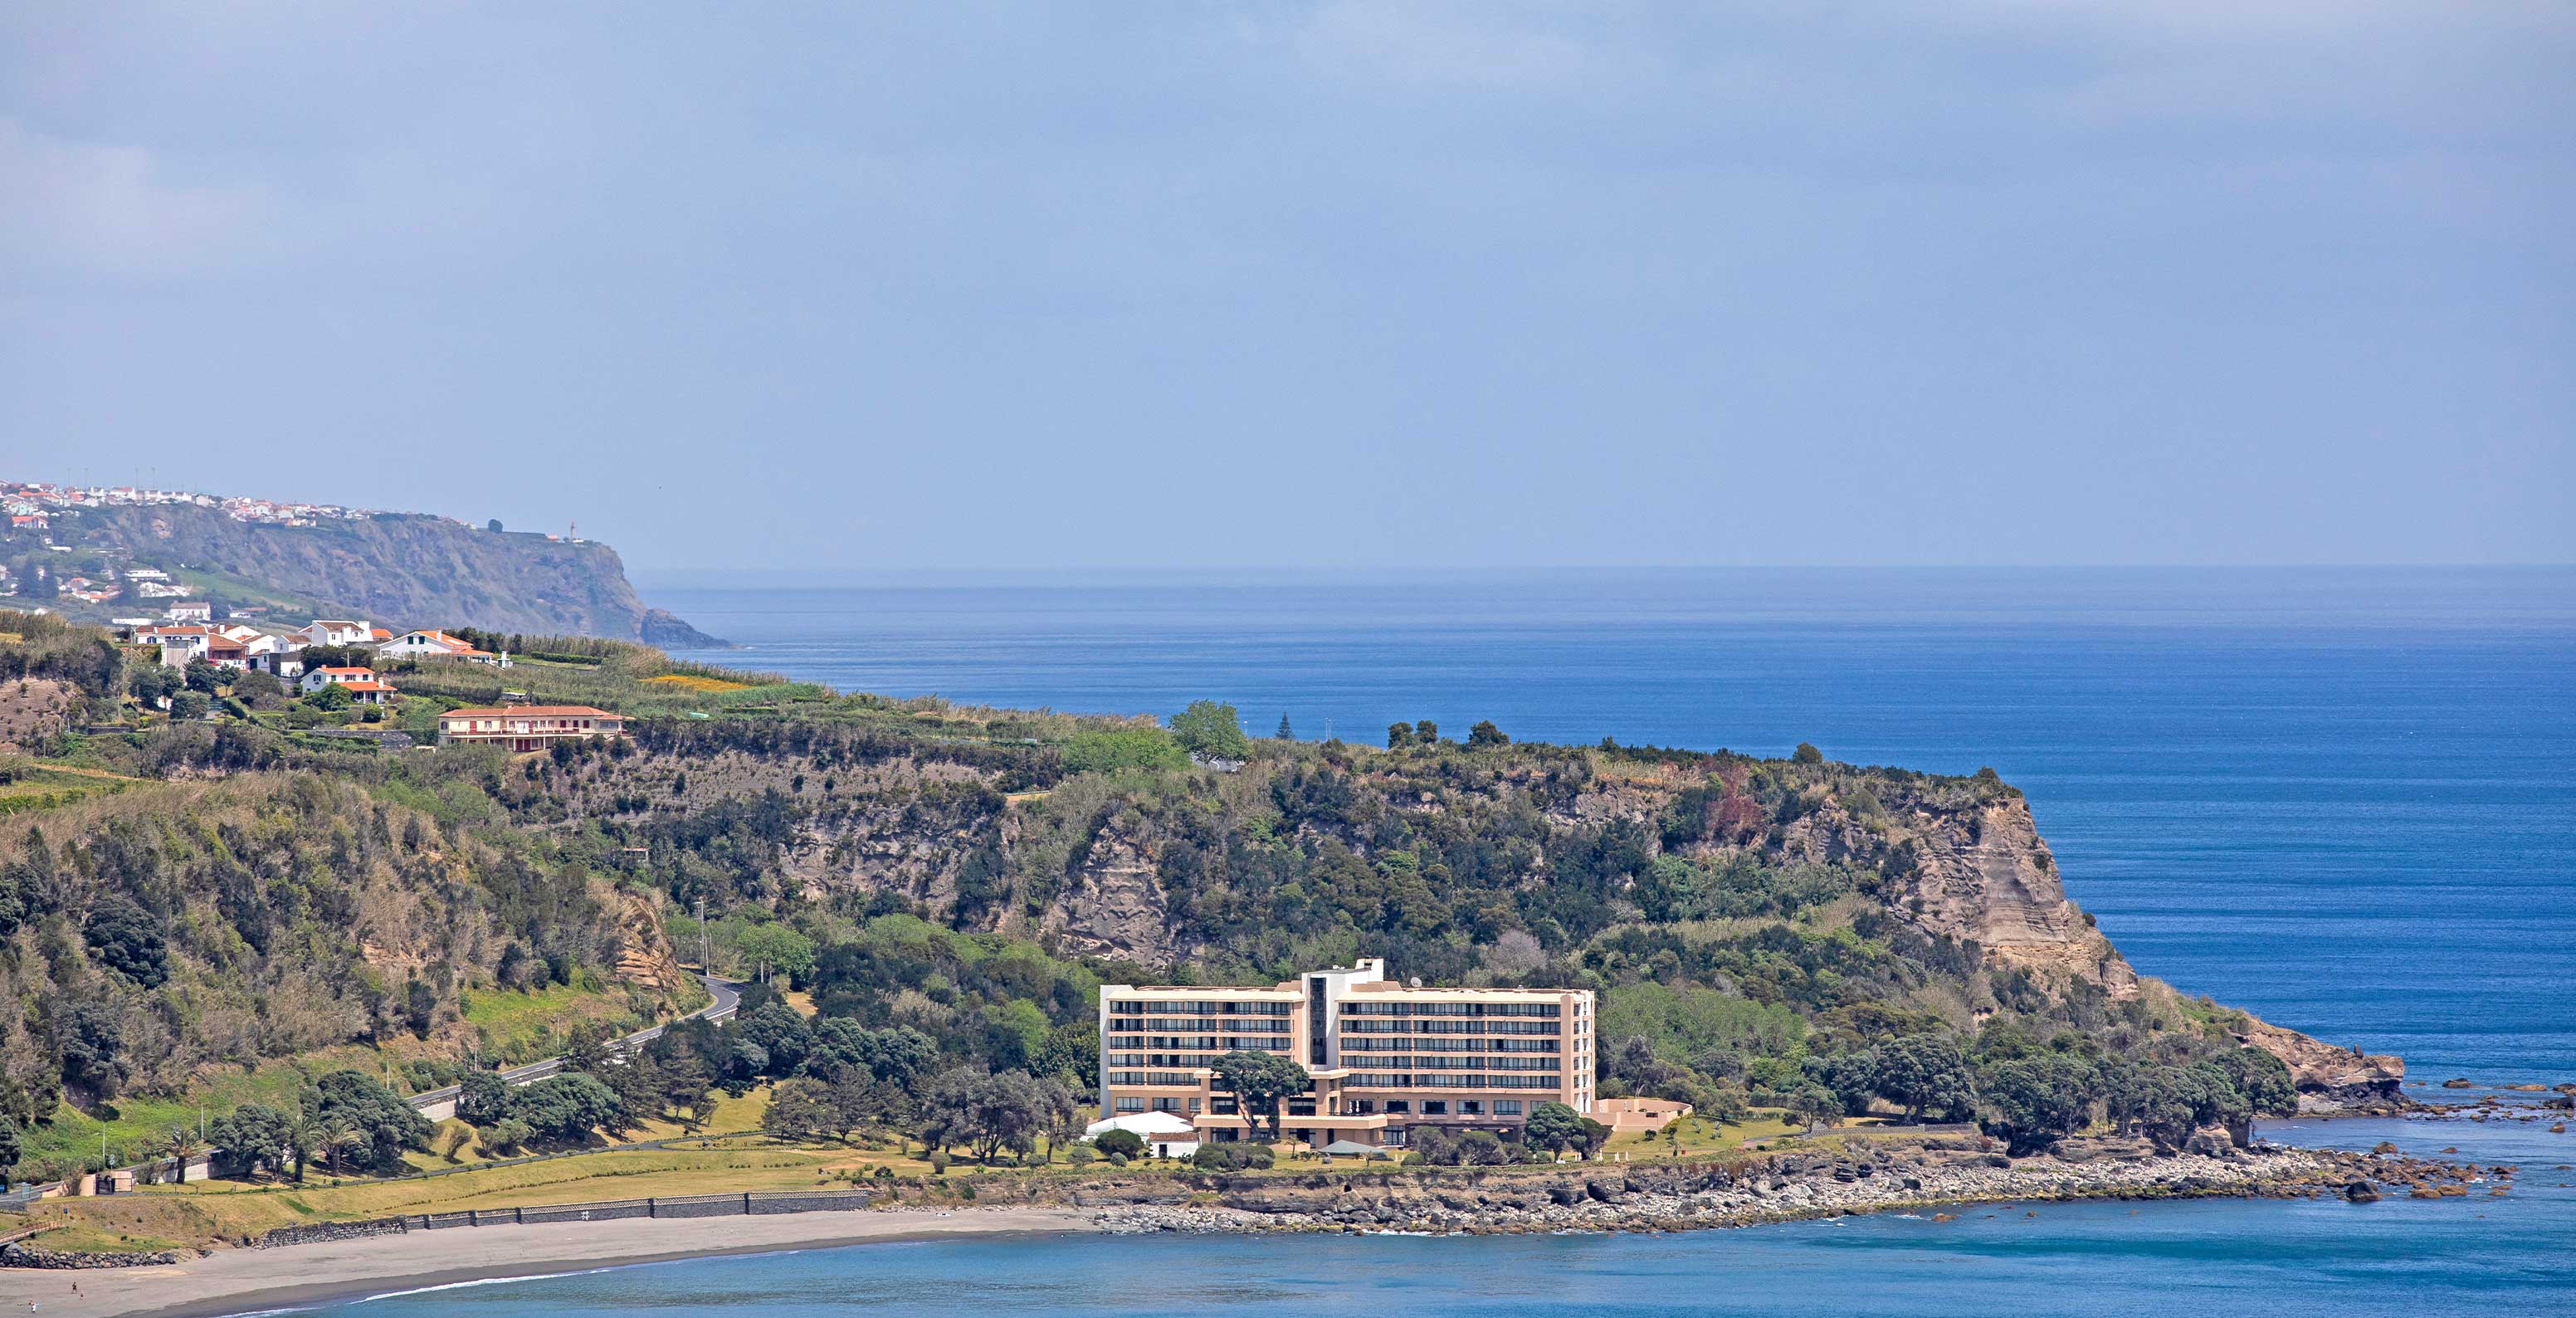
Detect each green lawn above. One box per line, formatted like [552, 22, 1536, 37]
[13, 1047, 398, 1179]
[459, 980, 658, 1062]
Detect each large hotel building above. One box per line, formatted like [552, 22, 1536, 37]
[1097, 959, 1595, 1149]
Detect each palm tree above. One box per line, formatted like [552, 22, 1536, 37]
[164, 1126, 210, 1184]
[320, 1115, 363, 1178]
[285, 1116, 326, 1182]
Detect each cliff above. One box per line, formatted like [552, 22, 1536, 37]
[56, 503, 721, 642]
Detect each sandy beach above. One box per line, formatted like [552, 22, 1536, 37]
[1, 1207, 1098, 1318]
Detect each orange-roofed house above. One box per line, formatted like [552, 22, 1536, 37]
[300, 666, 395, 704]
[437, 705, 625, 751]
[379, 628, 510, 666]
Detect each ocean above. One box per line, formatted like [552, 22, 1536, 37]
[305, 566, 2574, 1317]
[650, 566, 2576, 1080]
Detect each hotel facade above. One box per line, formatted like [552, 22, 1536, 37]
[1097, 959, 1594, 1150]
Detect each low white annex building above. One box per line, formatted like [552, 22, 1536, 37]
[1083, 1111, 1199, 1159]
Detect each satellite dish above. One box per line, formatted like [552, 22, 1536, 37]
[1409, 977, 1422, 988]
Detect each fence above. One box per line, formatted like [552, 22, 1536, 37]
[256, 1189, 872, 1247]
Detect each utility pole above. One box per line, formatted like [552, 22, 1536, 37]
[695, 895, 710, 974]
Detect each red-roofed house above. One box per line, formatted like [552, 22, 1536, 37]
[436, 705, 624, 751]
[379, 629, 509, 666]
[300, 666, 394, 703]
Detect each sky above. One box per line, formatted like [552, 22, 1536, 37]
[2, 2, 2569, 574]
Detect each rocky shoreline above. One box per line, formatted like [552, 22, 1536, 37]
[1089, 1141, 2481, 1237]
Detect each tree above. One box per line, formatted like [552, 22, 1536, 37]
[0, 1115, 22, 1180]
[1168, 700, 1251, 761]
[183, 657, 224, 695]
[922, 1067, 1047, 1163]
[163, 1125, 209, 1184]
[1413, 719, 1437, 744]
[1981, 1055, 2099, 1153]
[509, 1074, 624, 1143]
[305, 681, 351, 712]
[1523, 1101, 1584, 1159]
[1090, 1127, 1145, 1160]
[1276, 714, 1293, 740]
[1869, 1034, 1977, 1122]
[1787, 1084, 1842, 1135]
[82, 897, 170, 988]
[1386, 722, 1413, 749]
[2212, 1046, 2298, 1117]
[210, 1103, 295, 1179]
[1793, 742, 1824, 764]
[1208, 1050, 1307, 1143]
[1024, 1076, 1082, 1162]
[1573, 1117, 1611, 1161]
[2112, 1063, 2247, 1150]
[736, 924, 817, 985]
[861, 1025, 939, 1091]
[763, 1077, 840, 1142]
[169, 690, 209, 720]
[312, 1070, 433, 1169]
[1466, 720, 1508, 749]
[486, 519, 504, 533]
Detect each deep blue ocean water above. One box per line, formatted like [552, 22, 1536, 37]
[650, 567, 2575, 1081]
[309, 566, 2573, 1316]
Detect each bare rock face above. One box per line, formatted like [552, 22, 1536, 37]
[2233, 1013, 2405, 1110]
[1898, 799, 2139, 996]
[1040, 816, 1190, 967]
[612, 887, 689, 993]
[0, 676, 74, 749]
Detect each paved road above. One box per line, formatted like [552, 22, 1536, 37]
[410, 973, 743, 1108]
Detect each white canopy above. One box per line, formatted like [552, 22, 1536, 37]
[1086, 1111, 1195, 1138]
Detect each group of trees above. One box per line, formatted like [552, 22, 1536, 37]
[205, 1070, 432, 1180]
[1383, 719, 1510, 750]
[1601, 1013, 2300, 1154]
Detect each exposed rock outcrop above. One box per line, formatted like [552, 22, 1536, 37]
[2233, 1013, 2406, 1111]
[1895, 798, 2139, 996]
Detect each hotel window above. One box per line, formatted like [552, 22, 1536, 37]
[1115, 1098, 1144, 1113]
[1495, 1101, 1524, 1116]
[1460, 1101, 1483, 1115]
[1422, 1101, 1448, 1115]
[1384, 1101, 1410, 1114]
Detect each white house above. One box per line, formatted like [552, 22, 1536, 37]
[144, 625, 212, 666]
[1084, 1111, 1199, 1159]
[296, 618, 377, 647]
[302, 666, 393, 704]
[242, 632, 306, 679]
[379, 629, 509, 666]
[163, 600, 212, 622]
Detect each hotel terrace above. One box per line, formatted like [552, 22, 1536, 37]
[1097, 959, 1594, 1151]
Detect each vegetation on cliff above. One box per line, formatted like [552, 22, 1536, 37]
[0, 614, 2339, 1189]
[3, 500, 720, 643]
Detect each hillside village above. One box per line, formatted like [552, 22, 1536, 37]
[0, 477, 638, 636]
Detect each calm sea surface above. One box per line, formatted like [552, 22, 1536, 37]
[322, 566, 2573, 1317]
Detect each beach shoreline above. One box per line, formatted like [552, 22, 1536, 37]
[3, 1207, 1098, 1318]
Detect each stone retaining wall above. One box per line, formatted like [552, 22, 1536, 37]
[1, 1243, 186, 1269]
[253, 1190, 872, 1248]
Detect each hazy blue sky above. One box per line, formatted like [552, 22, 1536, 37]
[3, 3, 2569, 572]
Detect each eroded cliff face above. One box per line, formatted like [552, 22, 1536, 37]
[1891, 798, 2140, 996]
[1036, 814, 1194, 967]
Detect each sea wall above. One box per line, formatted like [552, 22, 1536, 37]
[254, 1189, 873, 1248]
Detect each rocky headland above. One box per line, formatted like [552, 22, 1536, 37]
[1085, 1139, 2485, 1237]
